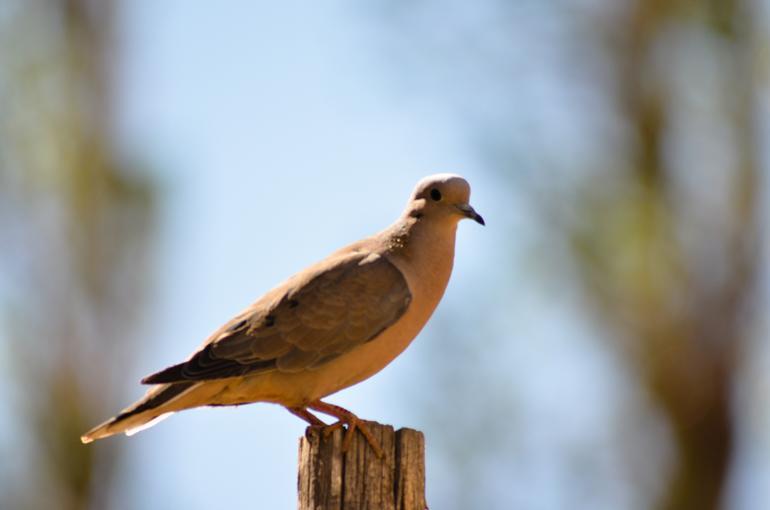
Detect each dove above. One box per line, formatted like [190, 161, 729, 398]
[81, 174, 484, 456]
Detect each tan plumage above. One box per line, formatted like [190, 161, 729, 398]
[81, 174, 484, 452]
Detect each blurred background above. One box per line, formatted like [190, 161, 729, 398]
[0, 0, 768, 509]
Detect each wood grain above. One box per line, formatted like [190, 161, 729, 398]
[298, 422, 427, 510]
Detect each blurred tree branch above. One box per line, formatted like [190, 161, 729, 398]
[0, 1, 156, 509]
[569, 1, 760, 507]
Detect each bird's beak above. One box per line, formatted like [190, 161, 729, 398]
[456, 203, 485, 226]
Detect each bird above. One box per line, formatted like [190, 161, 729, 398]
[81, 173, 484, 456]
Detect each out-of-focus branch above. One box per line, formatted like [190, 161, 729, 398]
[0, 1, 156, 509]
[566, 1, 761, 508]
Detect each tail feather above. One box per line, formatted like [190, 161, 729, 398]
[81, 382, 195, 444]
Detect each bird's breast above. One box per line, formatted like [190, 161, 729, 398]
[293, 226, 457, 401]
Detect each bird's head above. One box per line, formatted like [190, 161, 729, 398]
[406, 174, 485, 226]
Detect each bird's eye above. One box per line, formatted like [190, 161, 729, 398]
[430, 188, 442, 201]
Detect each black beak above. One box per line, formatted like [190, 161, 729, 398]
[456, 204, 485, 226]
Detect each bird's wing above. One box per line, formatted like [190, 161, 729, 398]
[142, 252, 411, 383]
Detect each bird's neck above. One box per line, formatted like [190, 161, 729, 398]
[383, 216, 458, 302]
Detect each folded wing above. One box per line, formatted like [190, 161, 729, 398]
[142, 253, 411, 384]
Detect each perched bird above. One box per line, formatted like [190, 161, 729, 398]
[81, 174, 484, 456]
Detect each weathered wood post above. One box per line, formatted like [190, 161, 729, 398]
[298, 421, 427, 510]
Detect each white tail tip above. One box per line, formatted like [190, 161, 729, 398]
[124, 412, 172, 437]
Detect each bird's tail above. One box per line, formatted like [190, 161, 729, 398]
[81, 382, 195, 444]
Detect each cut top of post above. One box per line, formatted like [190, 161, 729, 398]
[298, 421, 427, 510]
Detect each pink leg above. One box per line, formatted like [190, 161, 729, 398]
[286, 406, 327, 427]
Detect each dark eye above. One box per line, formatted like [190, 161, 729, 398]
[430, 188, 442, 201]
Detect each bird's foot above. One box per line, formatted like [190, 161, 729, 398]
[307, 400, 384, 458]
[321, 419, 382, 457]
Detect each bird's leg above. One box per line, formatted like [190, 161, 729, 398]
[286, 407, 327, 427]
[306, 400, 384, 458]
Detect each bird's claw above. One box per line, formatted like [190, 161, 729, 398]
[321, 418, 383, 458]
[306, 400, 384, 458]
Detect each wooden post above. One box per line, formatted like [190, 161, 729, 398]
[298, 421, 427, 510]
